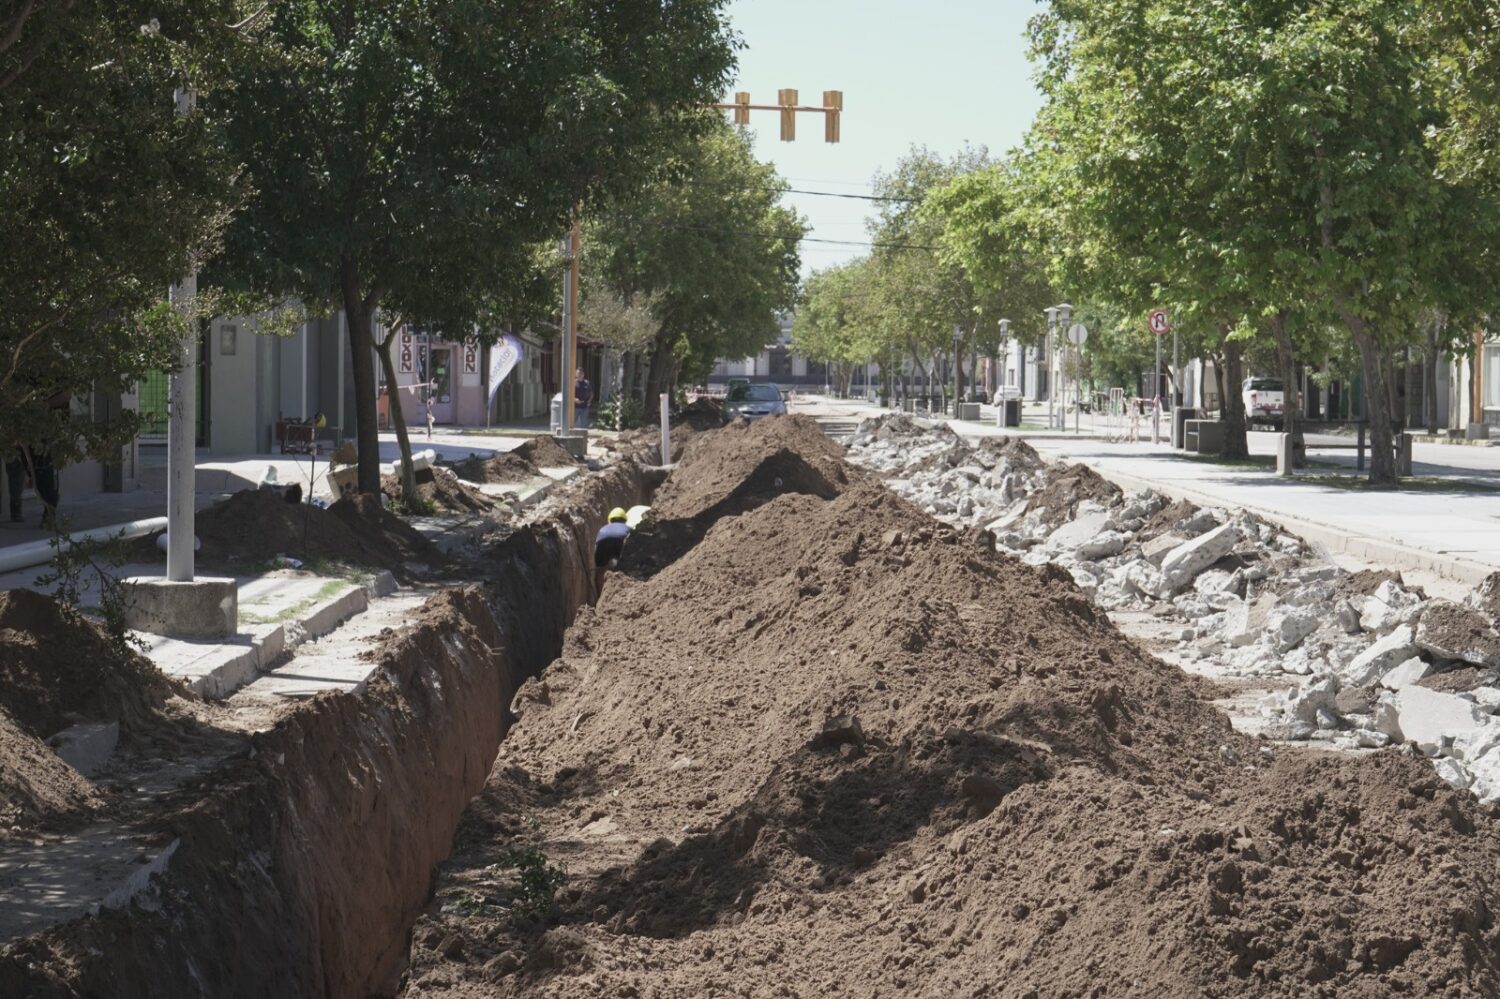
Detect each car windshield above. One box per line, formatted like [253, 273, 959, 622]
[1247, 378, 1283, 391]
[729, 384, 781, 402]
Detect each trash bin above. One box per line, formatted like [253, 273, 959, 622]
[1172, 407, 1197, 449]
[550, 392, 564, 434]
[1003, 399, 1022, 427]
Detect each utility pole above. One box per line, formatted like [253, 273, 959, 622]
[953, 325, 963, 418]
[166, 86, 197, 583]
[561, 214, 580, 432]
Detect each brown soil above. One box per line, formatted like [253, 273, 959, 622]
[381, 468, 495, 514]
[0, 589, 180, 740]
[1417, 666, 1496, 693]
[402, 419, 1500, 997]
[449, 452, 542, 485]
[1023, 461, 1124, 528]
[1337, 569, 1406, 601]
[514, 436, 581, 468]
[188, 489, 441, 576]
[676, 396, 728, 431]
[619, 415, 852, 577]
[0, 705, 104, 833]
[1139, 497, 1200, 540]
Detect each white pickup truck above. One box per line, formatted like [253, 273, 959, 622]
[1241, 377, 1285, 426]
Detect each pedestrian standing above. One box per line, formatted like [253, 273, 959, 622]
[574, 367, 592, 429]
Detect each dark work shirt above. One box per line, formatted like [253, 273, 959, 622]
[594, 521, 631, 566]
[575, 377, 592, 407]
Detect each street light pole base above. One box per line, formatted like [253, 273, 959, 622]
[121, 576, 238, 639]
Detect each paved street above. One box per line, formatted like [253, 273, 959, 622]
[790, 394, 1500, 581]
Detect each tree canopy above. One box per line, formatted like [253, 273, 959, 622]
[0, 1, 240, 465]
[213, 0, 739, 491]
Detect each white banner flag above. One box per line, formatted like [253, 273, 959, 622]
[486, 334, 523, 407]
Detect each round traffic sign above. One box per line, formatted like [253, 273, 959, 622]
[1148, 309, 1171, 335]
[1066, 322, 1089, 346]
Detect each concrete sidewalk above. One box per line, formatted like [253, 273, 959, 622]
[794, 394, 1500, 585]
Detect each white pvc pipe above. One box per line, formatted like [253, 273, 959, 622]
[0, 516, 168, 575]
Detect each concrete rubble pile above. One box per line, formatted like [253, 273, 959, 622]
[845, 413, 1500, 799]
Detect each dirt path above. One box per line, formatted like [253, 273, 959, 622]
[401, 417, 1500, 998]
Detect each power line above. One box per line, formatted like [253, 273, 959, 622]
[673, 178, 918, 203]
[609, 217, 939, 251]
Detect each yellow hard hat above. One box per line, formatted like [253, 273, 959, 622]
[608, 507, 628, 522]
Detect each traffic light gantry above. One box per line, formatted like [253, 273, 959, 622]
[713, 90, 843, 142]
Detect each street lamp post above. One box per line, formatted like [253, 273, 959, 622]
[952, 325, 962, 419]
[1044, 307, 1057, 428]
[1054, 303, 1073, 430]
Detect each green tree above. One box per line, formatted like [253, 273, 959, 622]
[795, 260, 882, 397]
[867, 146, 1009, 413]
[213, 0, 737, 493]
[587, 123, 804, 403]
[0, 2, 239, 470]
[1028, 0, 1498, 478]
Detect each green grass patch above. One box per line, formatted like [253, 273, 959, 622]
[239, 578, 355, 626]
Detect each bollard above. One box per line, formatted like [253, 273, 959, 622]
[1357, 421, 1366, 472]
[1276, 433, 1294, 477]
[660, 393, 671, 465]
[1397, 432, 1413, 477]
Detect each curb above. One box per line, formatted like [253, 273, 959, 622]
[167, 569, 399, 699]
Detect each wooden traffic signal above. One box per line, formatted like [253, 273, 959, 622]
[823, 90, 842, 143]
[733, 91, 750, 126]
[778, 88, 798, 142]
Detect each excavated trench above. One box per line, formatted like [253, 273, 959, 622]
[0, 458, 651, 998]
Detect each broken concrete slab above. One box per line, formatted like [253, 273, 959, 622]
[1343, 624, 1419, 687]
[1269, 607, 1318, 652]
[1159, 524, 1241, 586]
[1226, 592, 1280, 648]
[1379, 656, 1430, 691]
[1075, 530, 1128, 561]
[1385, 685, 1488, 756]
[1415, 600, 1500, 669]
[45, 721, 119, 777]
[1359, 579, 1425, 633]
[1045, 512, 1113, 552]
[1140, 533, 1187, 567]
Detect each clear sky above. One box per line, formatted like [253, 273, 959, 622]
[723, 0, 1045, 275]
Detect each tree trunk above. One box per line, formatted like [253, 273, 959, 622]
[1221, 335, 1249, 459]
[1426, 317, 1441, 434]
[1267, 310, 1306, 466]
[340, 262, 382, 495]
[1346, 314, 1397, 483]
[644, 337, 674, 410]
[374, 334, 418, 501]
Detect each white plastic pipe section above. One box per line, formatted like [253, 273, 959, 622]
[0, 517, 167, 575]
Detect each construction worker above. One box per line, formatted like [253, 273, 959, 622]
[593, 506, 632, 600]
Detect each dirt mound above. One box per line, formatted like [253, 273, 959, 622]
[0, 705, 103, 834]
[1337, 568, 1407, 601]
[514, 436, 581, 468]
[449, 451, 541, 485]
[1023, 461, 1123, 528]
[381, 467, 494, 514]
[650, 415, 850, 522]
[0, 589, 180, 740]
[191, 489, 440, 575]
[676, 396, 727, 431]
[1139, 497, 1200, 540]
[620, 415, 853, 576]
[403, 425, 1500, 996]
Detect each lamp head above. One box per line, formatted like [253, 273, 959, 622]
[1044, 307, 1057, 325]
[1057, 303, 1073, 324]
[999, 319, 1011, 335]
